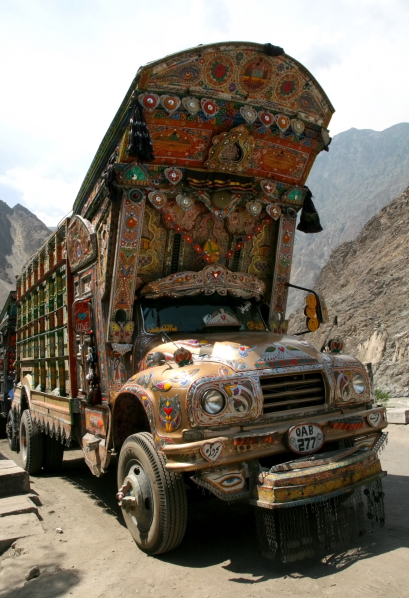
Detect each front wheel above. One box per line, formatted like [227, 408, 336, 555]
[117, 432, 187, 555]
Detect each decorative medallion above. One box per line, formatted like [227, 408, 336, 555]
[201, 98, 219, 119]
[276, 74, 300, 99]
[200, 441, 225, 464]
[260, 179, 276, 196]
[246, 200, 262, 217]
[286, 207, 298, 218]
[138, 93, 160, 113]
[174, 347, 193, 367]
[182, 96, 200, 115]
[205, 125, 255, 173]
[122, 164, 149, 186]
[176, 194, 194, 211]
[148, 191, 167, 210]
[328, 339, 345, 354]
[276, 114, 291, 132]
[240, 105, 257, 124]
[205, 55, 234, 87]
[160, 95, 181, 115]
[159, 394, 181, 432]
[291, 118, 305, 135]
[287, 422, 325, 455]
[367, 411, 384, 429]
[240, 56, 272, 93]
[164, 167, 183, 186]
[282, 186, 304, 205]
[266, 203, 281, 220]
[258, 110, 275, 127]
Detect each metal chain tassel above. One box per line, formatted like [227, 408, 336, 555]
[255, 478, 386, 562]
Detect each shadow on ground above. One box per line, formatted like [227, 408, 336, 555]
[53, 450, 409, 582]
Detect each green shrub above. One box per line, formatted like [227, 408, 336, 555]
[374, 388, 391, 406]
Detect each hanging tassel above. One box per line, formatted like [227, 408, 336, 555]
[101, 151, 119, 201]
[297, 188, 323, 234]
[127, 103, 155, 162]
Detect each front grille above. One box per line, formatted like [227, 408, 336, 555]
[260, 371, 326, 414]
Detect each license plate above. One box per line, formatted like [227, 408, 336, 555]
[287, 423, 325, 455]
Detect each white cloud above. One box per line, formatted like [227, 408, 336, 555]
[0, 165, 78, 226]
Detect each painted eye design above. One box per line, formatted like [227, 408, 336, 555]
[220, 476, 242, 488]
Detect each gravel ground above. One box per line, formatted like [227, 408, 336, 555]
[1, 425, 408, 598]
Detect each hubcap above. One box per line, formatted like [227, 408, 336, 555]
[117, 462, 153, 531]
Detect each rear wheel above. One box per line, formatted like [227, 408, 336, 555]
[6, 410, 18, 451]
[43, 434, 64, 473]
[20, 410, 44, 474]
[117, 432, 187, 555]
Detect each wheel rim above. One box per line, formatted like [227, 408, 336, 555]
[21, 420, 27, 463]
[118, 459, 154, 531]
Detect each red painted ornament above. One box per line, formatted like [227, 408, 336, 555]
[193, 244, 203, 253]
[225, 250, 234, 259]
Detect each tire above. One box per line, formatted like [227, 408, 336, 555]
[6, 410, 18, 452]
[20, 410, 44, 474]
[117, 432, 187, 555]
[43, 434, 64, 473]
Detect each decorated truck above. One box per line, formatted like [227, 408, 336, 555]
[5, 42, 387, 560]
[0, 291, 17, 438]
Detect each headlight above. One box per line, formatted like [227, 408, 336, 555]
[201, 389, 226, 415]
[352, 372, 366, 395]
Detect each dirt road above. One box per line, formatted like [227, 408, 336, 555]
[1, 426, 409, 598]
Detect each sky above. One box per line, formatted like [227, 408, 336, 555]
[0, 0, 408, 226]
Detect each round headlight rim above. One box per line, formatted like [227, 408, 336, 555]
[352, 371, 366, 395]
[201, 388, 226, 416]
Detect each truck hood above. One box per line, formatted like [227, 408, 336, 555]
[145, 332, 321, 373]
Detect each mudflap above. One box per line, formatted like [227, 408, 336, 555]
[251, 447, 386, 562]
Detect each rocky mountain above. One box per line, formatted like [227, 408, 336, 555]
[0, 200, 51, 306]
[290, 186, 409, 397]
[290, 123, 409, 311]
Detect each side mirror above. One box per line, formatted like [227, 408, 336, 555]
[287, 283, 329, 335]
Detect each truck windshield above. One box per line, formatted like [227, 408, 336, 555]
[141, 296, 267, 334]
